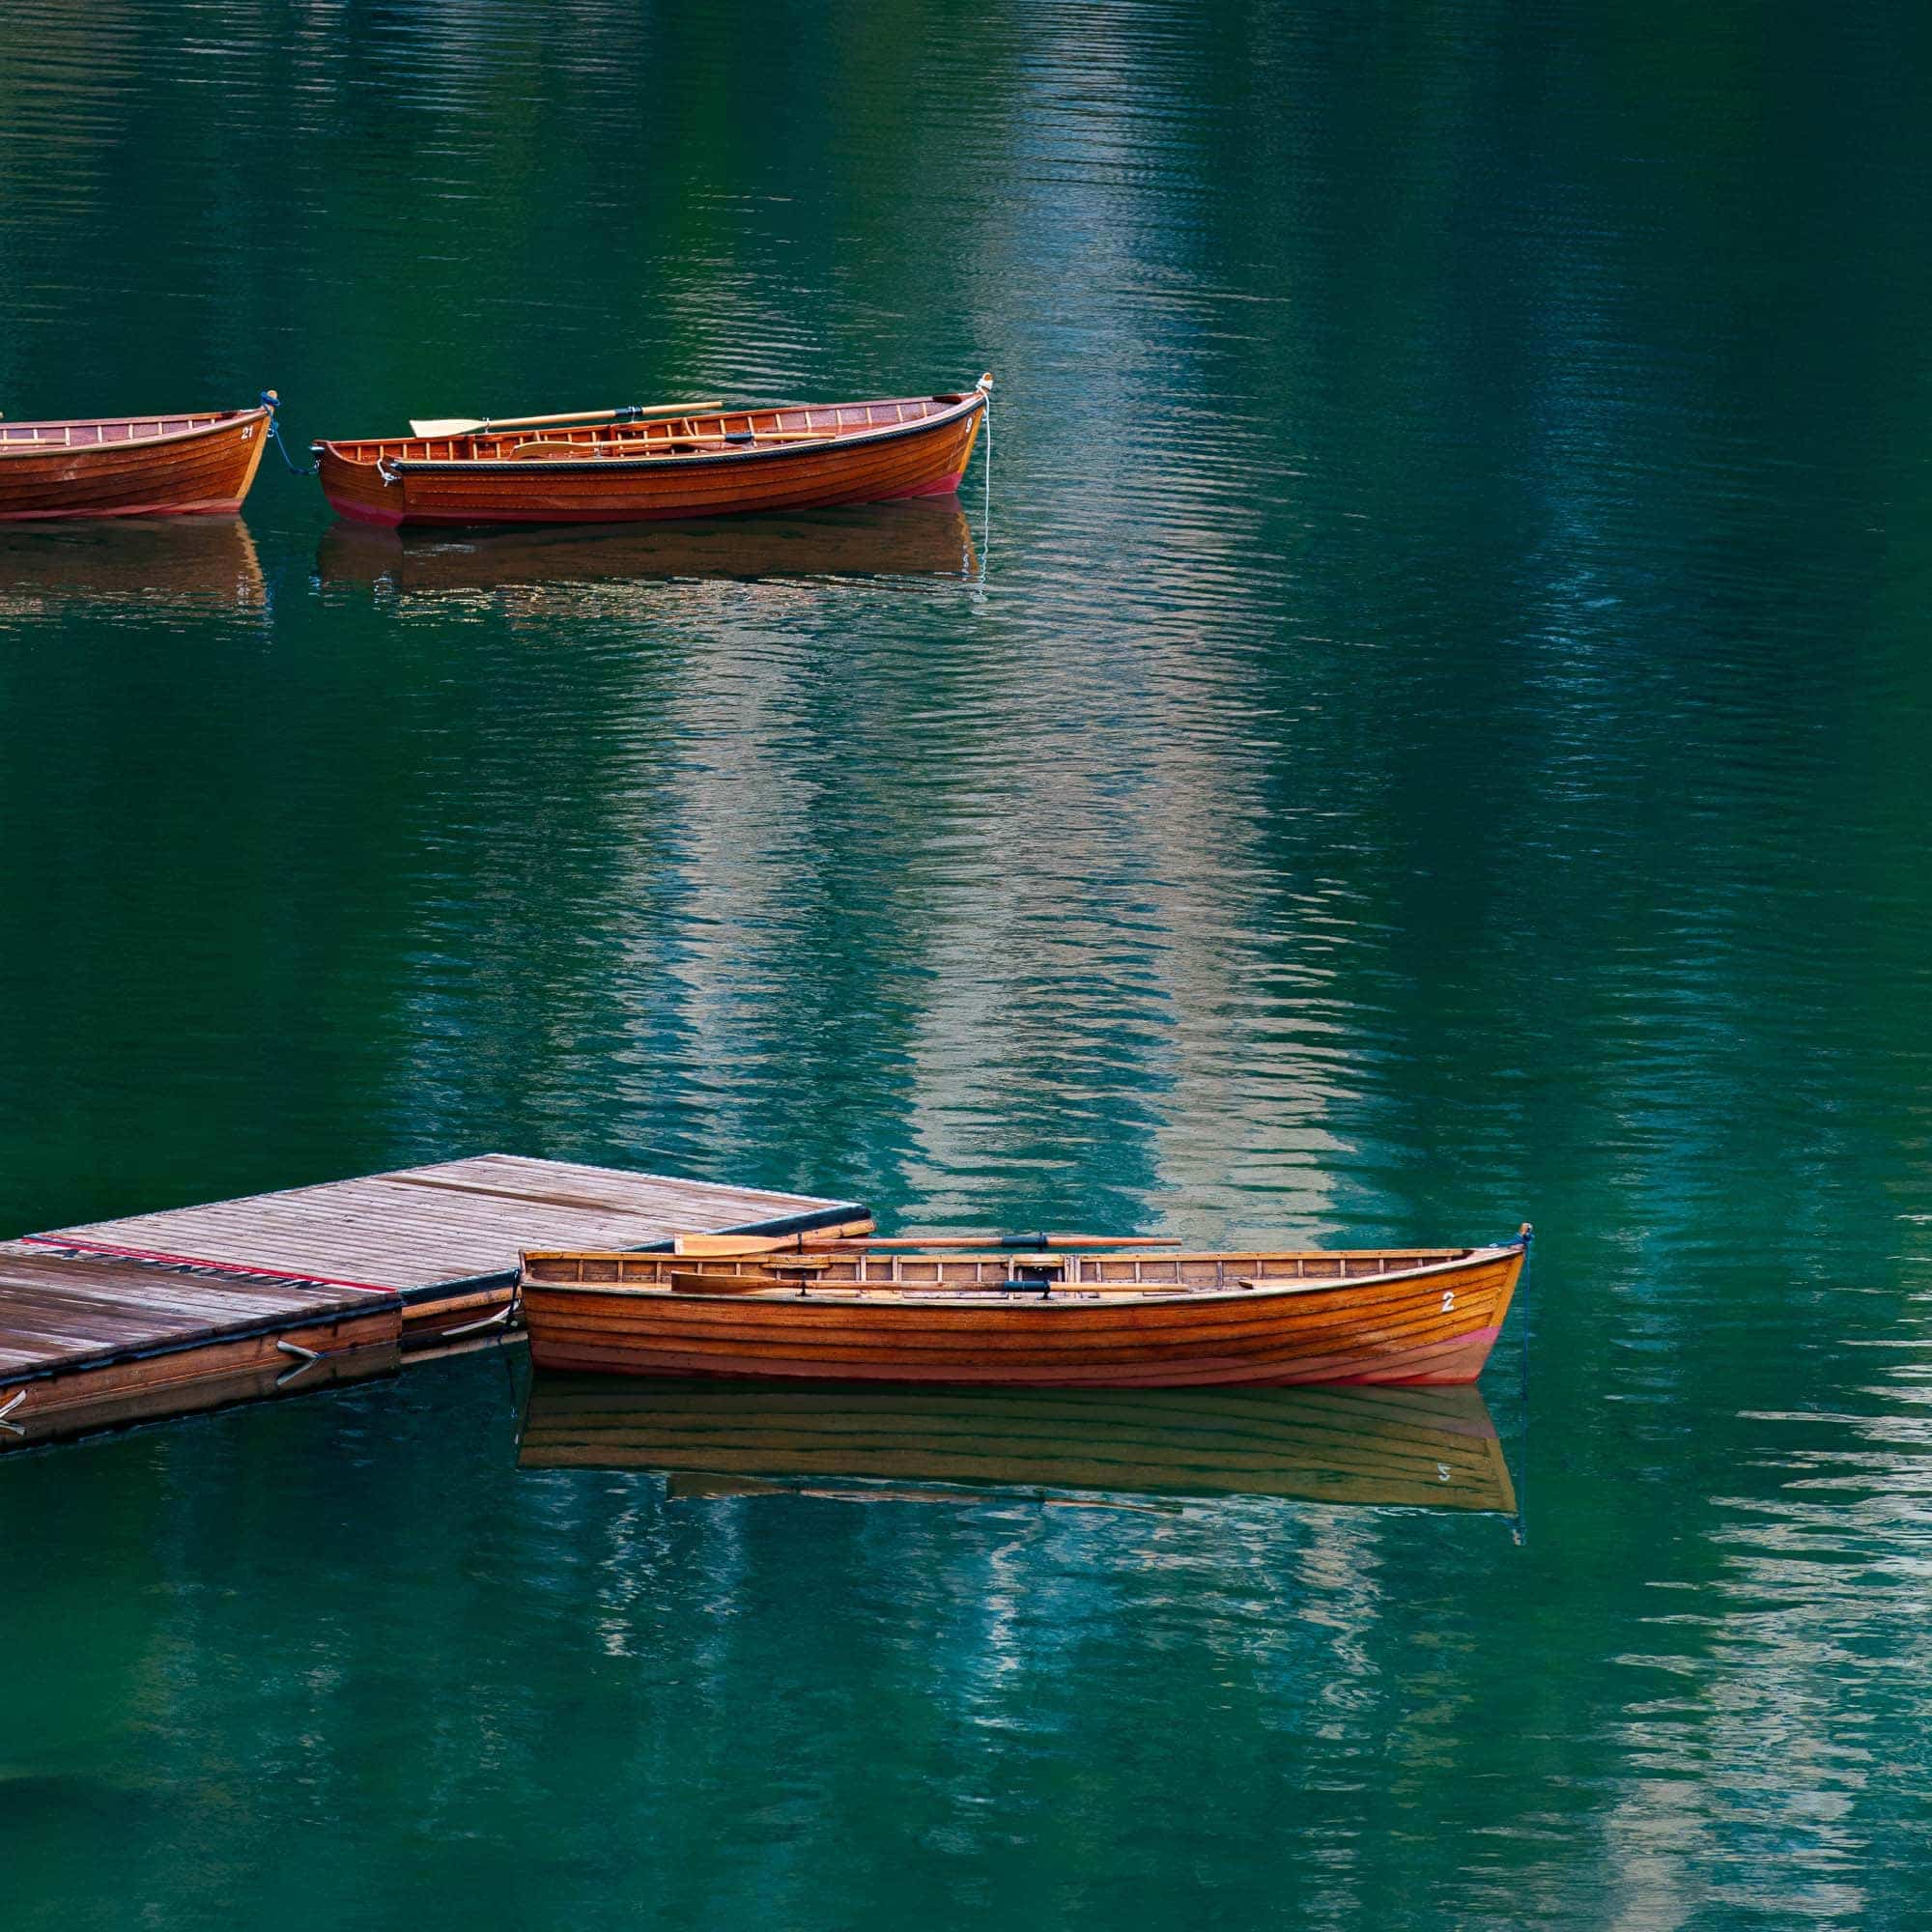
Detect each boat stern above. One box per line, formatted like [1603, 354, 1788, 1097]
[1389, 1230, 1529, 1385]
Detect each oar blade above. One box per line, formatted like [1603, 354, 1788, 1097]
[409, 415, 485, 437]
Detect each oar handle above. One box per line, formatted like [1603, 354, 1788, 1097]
[409, 401, 725, 438]
[482, 400, 723, 432]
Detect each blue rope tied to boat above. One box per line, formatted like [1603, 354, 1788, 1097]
[259, 390, 316, 476]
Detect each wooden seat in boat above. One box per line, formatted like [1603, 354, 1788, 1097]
[668, 1270, 784, 1295]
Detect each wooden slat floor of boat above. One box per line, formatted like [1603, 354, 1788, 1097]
[27, 1153, 866, 1300]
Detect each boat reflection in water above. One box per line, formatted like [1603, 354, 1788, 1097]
[518, 1379, 1518, 1517]
[316, 498, 976, 598]
[0, 517, 266, 615]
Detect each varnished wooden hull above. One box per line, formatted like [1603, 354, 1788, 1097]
[0, 408, 272, 521]
[520, 1244, 1526, 1388]
[520, 1379, 1516, 1513]
[315, 388, 986, 529]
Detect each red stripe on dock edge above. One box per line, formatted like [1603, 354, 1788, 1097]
[17, 1233, 399, 1295]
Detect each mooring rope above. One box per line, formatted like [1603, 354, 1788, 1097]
[1514, 1222, 1533, 1547]
[976, 373, 993, 577]
[259, 389, 316, 475]
[982, 393, 992, 536]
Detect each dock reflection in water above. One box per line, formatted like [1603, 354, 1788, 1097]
[2, 1344, 400, 1454]
[316, 498, 976, 599]
[518, 1378, 1518, 1516]
[0, 518, 265, 614]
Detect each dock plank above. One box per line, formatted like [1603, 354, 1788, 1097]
[3, 1157, 868, 1453]
[31, 1154, 863, 1298]
[0, 1242, 390, 1379]
[0, 1248, 344, 1316]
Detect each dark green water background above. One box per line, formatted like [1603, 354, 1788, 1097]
[5, 3, 1932, 1925]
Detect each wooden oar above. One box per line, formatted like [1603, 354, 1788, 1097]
[659, 1232, 1180, 1260]
[599, 430, 838, 457]
[408, 400, 724, 437]
[608, 428, 836, 447]
[802, 1234, 1181, 1251]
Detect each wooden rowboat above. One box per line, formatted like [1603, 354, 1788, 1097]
[311, 378, 992, 529]
[518, 1228, 1531, 1388]
[0, 403, 275, 521]
[518, 1378, 1518, 1514]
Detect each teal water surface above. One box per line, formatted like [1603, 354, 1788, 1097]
[4, 3, 1932, 1926]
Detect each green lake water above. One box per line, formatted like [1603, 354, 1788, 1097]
[4, 2, 1932, 1924]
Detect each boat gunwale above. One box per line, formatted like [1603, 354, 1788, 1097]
[519, 1243, 1521, 1309]
[0, 406, 271, 456]
[314, 389, 986, 473]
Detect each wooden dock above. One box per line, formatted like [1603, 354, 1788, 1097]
[0, 1154, 868, 1452]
